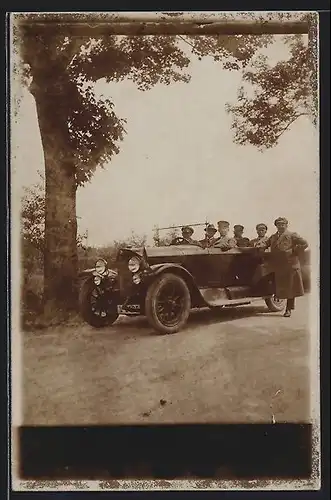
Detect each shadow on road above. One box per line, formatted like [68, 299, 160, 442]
[186, 305, 280, 330]
[111, 303, 279, 337]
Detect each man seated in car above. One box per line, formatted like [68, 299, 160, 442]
[233, 224, 250, 247]
[199, 223, 218, 248]
[213, 220, 237, 250]
[250, 223, 269, 247]
[180, 226, 202, 246]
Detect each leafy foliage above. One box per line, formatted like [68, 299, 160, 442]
[21, 173, 45, 253]
[180, 34, 273, 69]
[18, 25, 295, 188]
[225, 35, 314, 149]
[19, 29, 191, 186]
[20, 173, 45, 323]
[17, 16, 315, 183]
[21, 174, 86, 318]
[113, 230, 148, 250]
[153, 227, 179, 246]
[21, 172, 86, 252]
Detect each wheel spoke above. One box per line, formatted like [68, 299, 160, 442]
[155, 281, 186, 327]
[88, 287, 115, 319]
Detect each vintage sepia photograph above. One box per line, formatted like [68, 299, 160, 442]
[10, 11, 320, 490]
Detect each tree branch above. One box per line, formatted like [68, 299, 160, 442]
[273, 112, 308, 142]
[177, 35, 196, 51]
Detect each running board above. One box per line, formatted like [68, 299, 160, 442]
[222, 297, 260, 307]
[199, 287, 262, 308]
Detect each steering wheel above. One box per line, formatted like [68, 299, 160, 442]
[171, 237, 186, 245]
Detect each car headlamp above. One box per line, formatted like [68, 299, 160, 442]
[128, 256, 140, 273]
[95, 258, 107, 275]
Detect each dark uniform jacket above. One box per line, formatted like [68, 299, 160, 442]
[234, 236, 250, 248]
[199, 236, 218, 248]
[183, 237, 202, 247]
[260, 230, 308, 299]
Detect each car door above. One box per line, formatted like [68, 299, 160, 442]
[207, 247, 262, 288]
[180, 246, 214, 288]
[206, 247, 238, 287]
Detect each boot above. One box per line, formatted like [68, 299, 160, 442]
[283, 309, 291, 317]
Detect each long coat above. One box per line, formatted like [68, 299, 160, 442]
[263, 230, 308, 299]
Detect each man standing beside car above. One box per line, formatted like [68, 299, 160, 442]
[213, 221, 237, 250]
[250, 223, 269, 247]
[254, 217, 308, 317]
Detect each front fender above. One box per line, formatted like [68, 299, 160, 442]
[147, 263, 203, 306]
[149, 262, 193, 278]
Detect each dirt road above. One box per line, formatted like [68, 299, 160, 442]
[22, 295, 312, 425]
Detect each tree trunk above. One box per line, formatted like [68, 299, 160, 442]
[33, 87, 78, 319]
[44, 156, 78, 314]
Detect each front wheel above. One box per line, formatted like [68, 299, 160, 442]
[79, 280, 119, 328]
[145, 273, 191, 334]
[265, 295, 287, 312]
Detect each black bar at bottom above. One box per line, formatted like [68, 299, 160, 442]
[18, 424, 312, 480]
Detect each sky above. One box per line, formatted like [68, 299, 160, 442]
[11, 35, 319, 247]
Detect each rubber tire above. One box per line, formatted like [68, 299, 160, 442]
[145, 273, 191, 334]
[79, 279, 119, 328]
[265, 296, 287, 312]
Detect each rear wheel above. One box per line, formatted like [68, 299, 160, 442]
[79, 279, 119, 328]
[265, 295, 286, 312]
[145, 273, 191, 334]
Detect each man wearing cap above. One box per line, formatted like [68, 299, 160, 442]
[199, 224, 218, 248]
[233, 225, 250, 247]
[255, 217, 308, 317]
[180, 226, 202, 246]
[250, 223, 269, 247]
[213, 221, 237, 250]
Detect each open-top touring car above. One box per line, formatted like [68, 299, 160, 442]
[78, 233, 310, 334]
